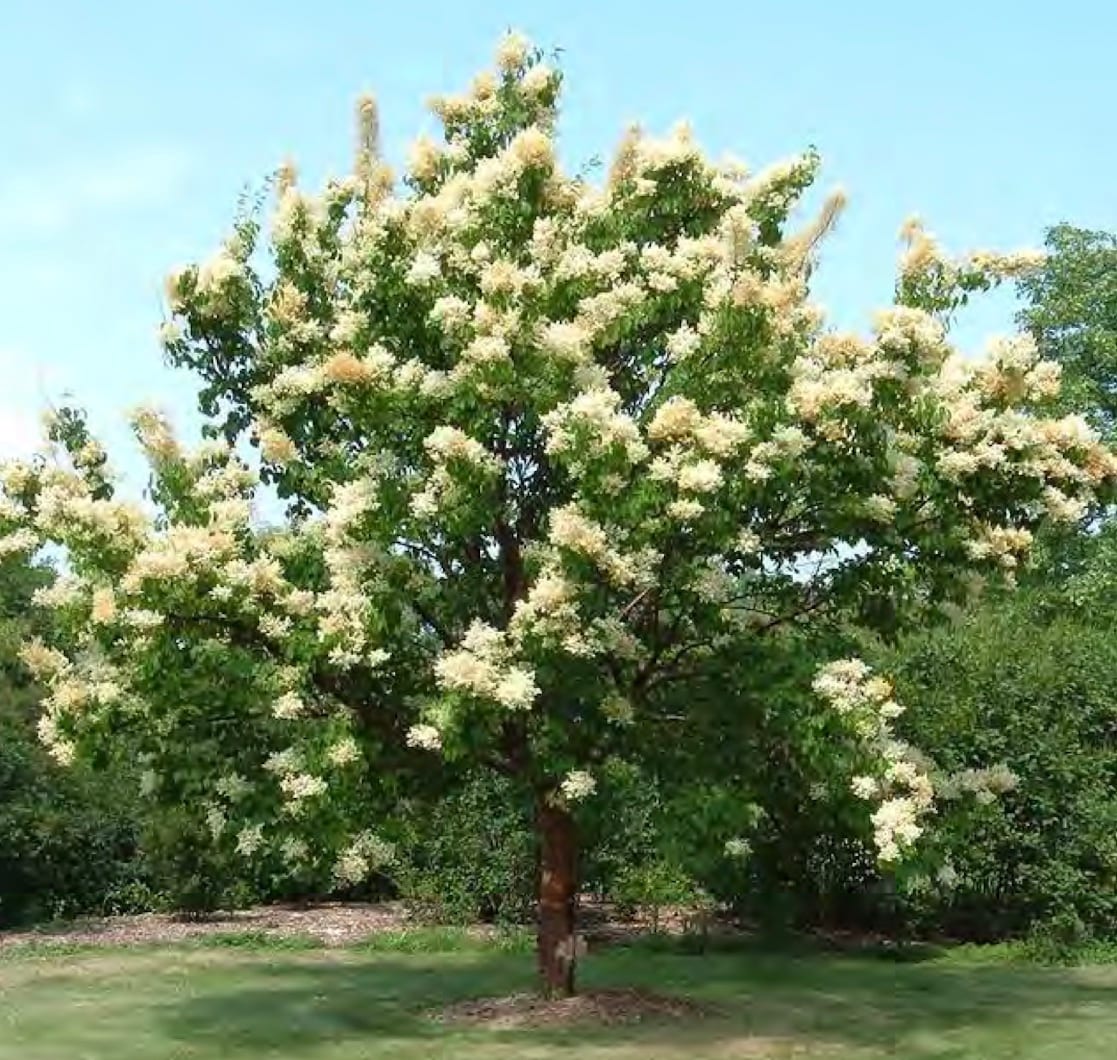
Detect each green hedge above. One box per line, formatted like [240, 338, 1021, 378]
[888, 595, 1117, 940]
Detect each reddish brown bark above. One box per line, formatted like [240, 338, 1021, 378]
[536, 797, 578, 998]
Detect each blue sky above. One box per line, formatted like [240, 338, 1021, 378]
[1, 0, 1112, 483]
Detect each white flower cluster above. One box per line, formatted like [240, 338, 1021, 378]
[279, 772, 328, 812]
[559, 769, 596, 801]
[333, 831, 396, 885]
[405, 724, 443, 751]
[271, 692, 306, 723]
[813, 658, 933, 862]
[21, 639, 126, 766]
[328, 736, 362, 766]
[788, 332, 896, 425]
[23, 463, 147, 554]
[646, 398, 751, 457]
[548, 504, 659, 588]
[122, 525, 238, 592]
[510, 567, 580, 641]
[543, 387, 648, 467]
[899, 216, 1045, 285]
[937, 763, 1019, 804]
[965, 525, 1033, 570]
[411, 426, 501, 519]
[723, 837, 752, 860]
[236, 823, 265, 856]
[434, 620, 540, 710]
[315, 477, 392, 669]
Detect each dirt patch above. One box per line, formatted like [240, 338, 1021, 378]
[0, 901, 411, 951]
[433, 987, 712, 1028]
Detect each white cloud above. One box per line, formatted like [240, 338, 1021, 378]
[0, 144, 194, 238]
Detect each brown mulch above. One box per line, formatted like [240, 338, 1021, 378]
[434, 987, 712, 1028]
[0, 897, 744, 954]
[0, 896, 758, 957]
[0, 901, 411, 950]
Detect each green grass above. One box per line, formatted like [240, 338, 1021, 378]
[2, 935, 1117, 1059]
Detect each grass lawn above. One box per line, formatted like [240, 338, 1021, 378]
[2, 933, 1116, 1059]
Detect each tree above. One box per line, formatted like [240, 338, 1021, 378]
[1017, 224, 1117, 439]
[2, 34, 1114, 996]
[0, 553, 144, 925]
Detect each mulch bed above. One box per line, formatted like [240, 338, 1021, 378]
[433, 987, 712, 1028]
[0, 901, 411, 950]
[0, 897, 737, 953]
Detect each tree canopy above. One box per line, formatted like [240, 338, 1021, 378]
[1018, 224, 1117, 439]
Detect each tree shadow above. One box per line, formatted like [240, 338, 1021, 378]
[156, 947, 1117, 1056]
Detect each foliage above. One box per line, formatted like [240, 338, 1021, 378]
[883, 558, 1117, 941]
[0, 557, 149, 926]
[1017, 224, 1117, 438]
[140, 806, 260, 916]
[0, 708, 148, 926]
[392, 770, 536, 924]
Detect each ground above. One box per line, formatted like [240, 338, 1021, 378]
[3, 930, 1117, 1059]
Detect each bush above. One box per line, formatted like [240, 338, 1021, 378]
[0, 710, 148, 926]
[393, 771, 535, 925]
[140, 807, 258, 917]
[886, 591, 1117, 941]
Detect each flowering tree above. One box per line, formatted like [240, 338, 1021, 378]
[3, 35, 1114, 996]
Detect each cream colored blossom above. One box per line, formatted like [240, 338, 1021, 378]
[406, 724, 442, 751]
[130, 406, 180, 463]
[664, 322, 701, 361]
[863, 494, 897, 524]
[280, 772, 328, 806]
[668, 498, 705, 521]
[851, 776, 879, 799]
[89, 587, 117, 625]
[405, 251, 441, 286]
[407, 135, 442, 182]
[333, 832, 395, 884]
[495, 31, 530, 74]
[236, 824, 265, 856]
[0, 528, 37, 557]
[272, 691, 305, 720]
[509, 126, 554, 170]
[435, 621, 539, 710]
[258, 423, 298, 464]
[19, 639, 70, 679]
[424, 426, 496, 467]
[264, 747, 304, 776]
[677, 459, 723, 494]
[281, 837, 309, 864]
[196, 249, 244, 297]
[736, 529, 761, 554]
[543, 387, 647, 465]
[872, 797, 923, 862]
[511, 568, 580, 643]
[493, 667, 540, 710]
[647, 397, 703, 442]
[539, 321, 592, 364]
[521, 63, 555, 96]
[724, 837, 751, 860]
[560, 770, 596, 801]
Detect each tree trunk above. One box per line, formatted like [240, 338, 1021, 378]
[536, 797, 578, 998]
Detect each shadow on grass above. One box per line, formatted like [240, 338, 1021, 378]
[155, 945, 1117, 1055]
